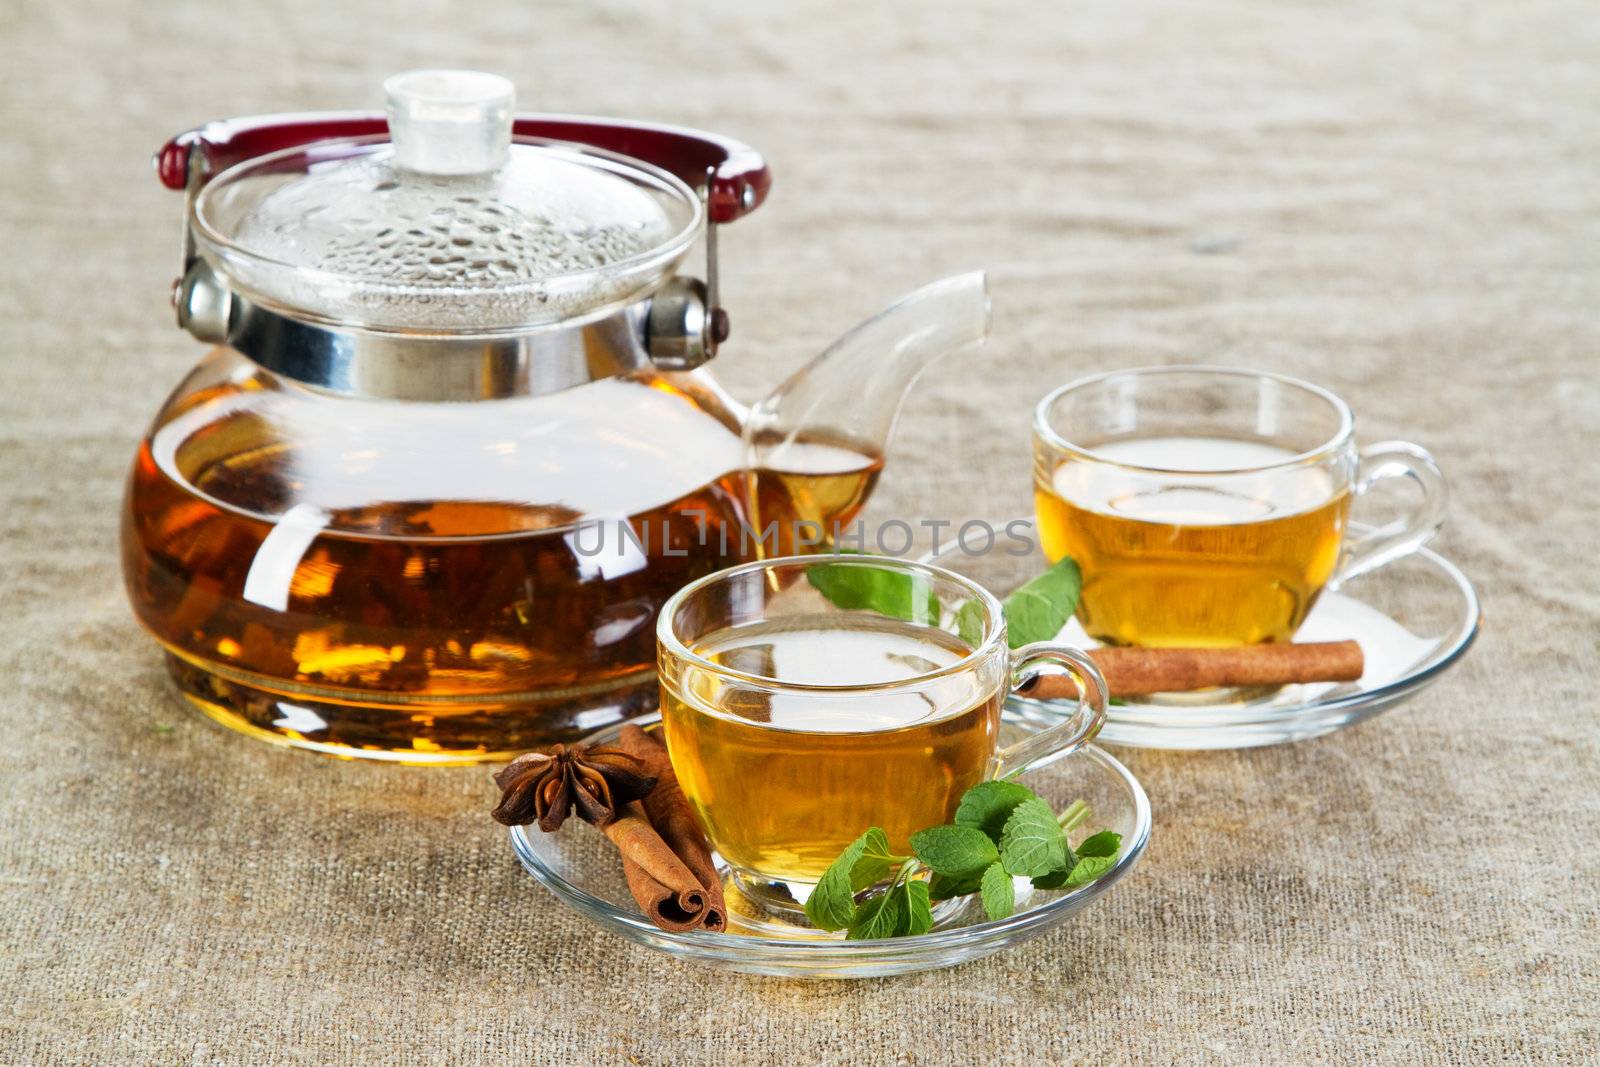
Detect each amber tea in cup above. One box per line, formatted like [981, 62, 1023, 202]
[1034, 367, 1446, 649]
[657, 556, 1106, 904]
[664, 618, 996, 880]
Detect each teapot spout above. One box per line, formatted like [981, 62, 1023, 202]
[745, 271, 990, 478]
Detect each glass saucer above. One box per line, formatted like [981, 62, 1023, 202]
[926, 520, 1480, 750]
[507, 714, 1151, 979]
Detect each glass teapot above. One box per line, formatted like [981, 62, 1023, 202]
[122, 71, 989, 764]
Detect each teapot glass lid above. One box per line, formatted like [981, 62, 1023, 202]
[191, 71, 702, 333]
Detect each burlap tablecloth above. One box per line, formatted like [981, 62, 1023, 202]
[3, 1, 1596, 1063]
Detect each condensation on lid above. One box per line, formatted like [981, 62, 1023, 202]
[193, 70, 700, 332]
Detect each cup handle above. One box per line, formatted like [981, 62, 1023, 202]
[1331, 441, 1448, 588]
[991, 644, 1108, 778]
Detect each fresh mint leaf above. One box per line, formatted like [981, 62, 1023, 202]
[1031, 867, 1069, 890]
[805, 841, 866, 931]
[903, 879, 933, 936]
[910, 825, 999, 879]
[954, 598, 987, 649]
[847, 884, 907, 940]
[1031, 817, 1120, 889]
[1032, 842, 1078, 889]
[845, 829, 898, 892]
[1076, 830, 1122, 859]
[954, 780, 1035, 841]
[808, 797, 1113, 939]
[805, 827, 896, 931]
[999, 796, 1068, 877]
[979, 861, 1014, 920]
[806, 560, 940, 625]
[1002, 556, 1081, 648]
[1031, 838, 1077, 891]
[928, 870, 984, 901]
[1065, 853, 1119, 886]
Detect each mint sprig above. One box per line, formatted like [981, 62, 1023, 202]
[953, 779, 1033, 838]
[804, 781, 1121, 938]
[803, 827, 901, 930]
[805, 559, 940, 624]
[809, 554, 1082, 649]
[997, 796, 1068, 877]
[1002, 557, 1081, 647]
[979, 860, 1014, 919]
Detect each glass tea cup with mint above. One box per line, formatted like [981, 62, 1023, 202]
[1032, 366, 1447, 651]
[655, 555, 1107, 912]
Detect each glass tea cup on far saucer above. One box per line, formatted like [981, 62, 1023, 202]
[1033, 366, 1447, 653]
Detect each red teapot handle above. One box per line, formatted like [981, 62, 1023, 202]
[154, 111, 770, 224]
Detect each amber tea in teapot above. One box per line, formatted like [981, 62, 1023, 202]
[125, 356, 883, 759]
[123, 71, 989, 762]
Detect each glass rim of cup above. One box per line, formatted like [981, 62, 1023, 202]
[656, 554, 1008, 694]
[1033, 364, 1357, 476]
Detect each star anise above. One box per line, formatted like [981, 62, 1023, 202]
[491, 743, 657, 831]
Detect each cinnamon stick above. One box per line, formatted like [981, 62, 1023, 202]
[617, 724, 728, 933]
[1024, 640, 1365, 699]
[601, 802, 719, 933]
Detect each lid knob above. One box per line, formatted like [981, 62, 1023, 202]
[383, 69, 514, 176]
